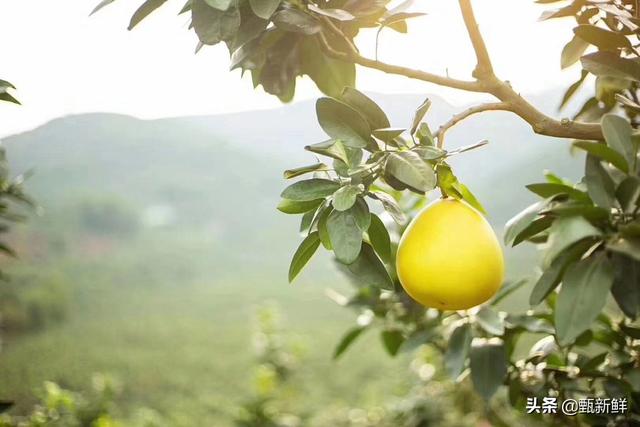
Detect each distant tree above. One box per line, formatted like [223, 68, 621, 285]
[75, 196, 140, 237]
[100, 1, 640, 425]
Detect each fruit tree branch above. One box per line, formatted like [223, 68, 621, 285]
[459, 0, 494, 79]
[315, 27, 483, 93]
[434, 102, 514, 148]
[456, 0, 603, 141]
[316, 2, 604, 142]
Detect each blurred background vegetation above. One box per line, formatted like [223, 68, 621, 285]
[0, 92, 581, 425]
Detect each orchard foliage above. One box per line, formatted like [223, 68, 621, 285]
[94, 0, 425, 100]
[549, 0, 640, 118]
[98, 0, 640, 424]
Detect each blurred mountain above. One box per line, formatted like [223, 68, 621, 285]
[2, 91, 585, 232]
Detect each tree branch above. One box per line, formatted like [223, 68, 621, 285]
[456, 0, 603, 141]
[459, 0, 494, 79]
[316, 21, 483, 93]
[316, 3, 604, 142]
[435, 102, 513, 148]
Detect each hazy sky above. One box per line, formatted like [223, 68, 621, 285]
[0, 0, 581, 137]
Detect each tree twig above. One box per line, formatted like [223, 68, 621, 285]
[459, 0, 494, 79]
[434, 102, 513, 148]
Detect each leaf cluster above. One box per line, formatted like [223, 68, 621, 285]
[95, 0, 425, 101]
[279, 88, 486, 286]
[543, 0, 640, 121]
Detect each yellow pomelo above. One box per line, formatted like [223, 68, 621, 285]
[396, 198, 504, 310]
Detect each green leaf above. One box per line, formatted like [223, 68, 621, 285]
[504, 199, 550, 246]
[340, 88, 390, 131]
[178, 0, 192, 14]
[491, 279, 528, 306]
[249, 0, 279, 19]
[192, 0, 240, 45]
[574, 140, 629, 173]
[305, 139, 350, 164]
[561, 35, 589, 69]
[546, 203, 609, 221]
[555, 253, 615, 346]
[288, 232, 321, 282]
[445, 323, 472, 380]
[585, 154, 617, 209]
[602, 114, 636, 168]
[414, 146, 446, 160]
[476, 307, 505, 336]
[526, 183, 588, 201]
[272, 9, 321, 34]
[367, 214, 391, 263]
[380, 12, 426, 33]
[620, 220, 640, 238]
[381, 330, 404, 356]
[0, 90, 19, 105]
[281, 178, 340, 201]
[385, 152, 436, 193]
[299, 209, 315, 232]
[470, 340, 507, 401]
[317, 206, 333, 249]
[505, 314, 554, 334]
[373, 128, 405, 143]
[327, 208, 363, 264]
[400, 330, 436, 353]
[301, 39, 355, 98]
[573, 24, 632, 51]
[529, 239, 593, 306]
[277, 198, 323, 214]
[616, 176, 640, 212]
[352, 197, 371, 231]
[346, 243, 393, 289]
[316, 98, 372, 148]
[612, 255, 640, 319]
[369, 191, 406, 224]
[581, 51, 640, 82]
[621, 324, 640, 339]
[283, 163, 328, 179]
[544, 216, 602, 264]
[410, 97, 431, 135]
[128, 0, 167, 30]
[560, 70, 588, 109]
[90, 0, 116, 15]
[456, 182, 486, 215]
[512, 216, 553, 246]
[581, 352, 608, 373]
[607, 237, 640, 262]
[333, 185, 360, 211]
[416, 122, 435, 146]
[333, 327, 366, 359]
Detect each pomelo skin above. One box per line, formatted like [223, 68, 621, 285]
[396, 198, 504, 310]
